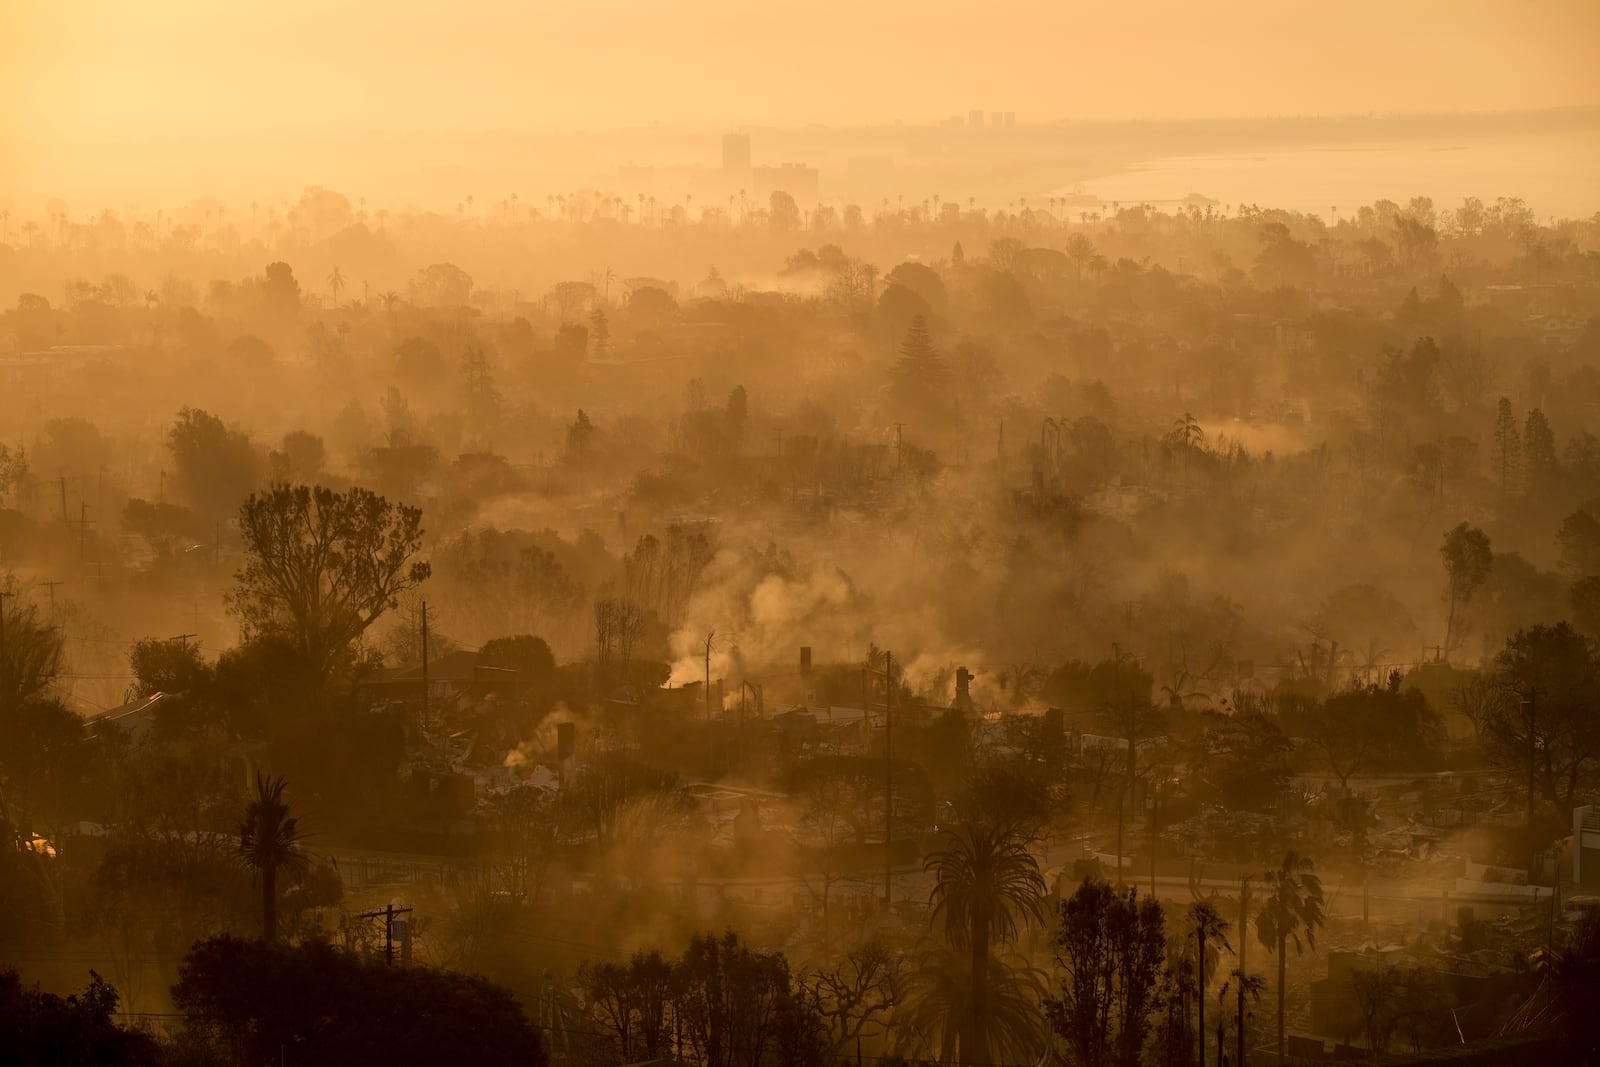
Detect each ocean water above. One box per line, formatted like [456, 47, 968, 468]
[1063, 131, 1600, 222]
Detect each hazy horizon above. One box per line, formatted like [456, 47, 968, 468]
[8, 1, 1599, 135]
[6, 108, 1599, 222]
[7, 0, 1600, 216]
[4, 5, 1600, 1065]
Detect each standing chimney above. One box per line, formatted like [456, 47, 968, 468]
[800, 646, 812, 674]
[1045, 706, 1064, 737]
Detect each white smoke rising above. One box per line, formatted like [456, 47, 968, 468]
[667, 542, 871, 682]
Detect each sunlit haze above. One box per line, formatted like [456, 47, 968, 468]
[2, 3, 1600, 1065]
[6, 0, 1600, 211]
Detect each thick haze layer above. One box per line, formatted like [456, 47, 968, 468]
[4, 3, 1600, 1062]
[5, 0, 1600, 213]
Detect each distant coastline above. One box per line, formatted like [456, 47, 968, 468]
[1060, 128, 1600, 221]
[5, 107, 1598, 219]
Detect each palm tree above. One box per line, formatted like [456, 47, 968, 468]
[326, 265, 345, 307]
[238, 772, 308, 941]
[1170, 411, 1205, 449]
[1255, 851, 1325, 1062]
[925, 776, 1048, 1066]
[1220, 968, 1266, 1067]
[1189, 901, 1232, 1067]
[902, 944, 1045, 1065]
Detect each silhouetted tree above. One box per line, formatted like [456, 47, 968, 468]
[260, 261, 301, 318]
[588, 307, 611, 358]
[1047, 877, 1167, 1067]
[0, 967, 161, 1066]
[168, 407, 261, 524]
[769, 190, 801, 232]
[229, 484, 430, 679]
[925, 769, 1048, 1064]
[1440, 522, 1492, 658]
[890, 314, 950, 419]
[173, 935, 545, 1067]
[1254, 851, 1325, 1063]
[128, 637, 208, 698]
[1290, 676, 1442, 789]
[0, 595, 63, 708]
[1524, 408, 1558, 495]
[580, 949, 675, 1062]
[1487, 622, 1600, 822]
[1492, 397, 1522, 500]
[811, 940, 901, 1056]
[237, 772, 306, 942]
[1189, 901, 1232, 1067]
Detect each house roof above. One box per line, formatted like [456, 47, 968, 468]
[366, 650, 485, 687]
[84, 691, 165, 738]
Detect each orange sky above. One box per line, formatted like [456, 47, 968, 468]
[5, 0, 1599, 142]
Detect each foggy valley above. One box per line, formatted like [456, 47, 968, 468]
[2, 3, 1600, 1066]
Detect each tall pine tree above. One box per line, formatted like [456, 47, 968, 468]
[890, 314, 950, 419]
[1524, 407, 1557, 498]
[1493, 397, 1522, 501]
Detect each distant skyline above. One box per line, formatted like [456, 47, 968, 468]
[5, 1, 1599, 218]
[5, 0, 1599, 144]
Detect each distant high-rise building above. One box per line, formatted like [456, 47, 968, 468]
[1005, 111, 1016, 127]
[968, 109, 985, 128]
[722, 133, 751, 172]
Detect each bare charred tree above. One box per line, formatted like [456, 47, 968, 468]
[1440, 523, 1491, 660]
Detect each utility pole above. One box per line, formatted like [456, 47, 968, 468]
[703, 629, 716, 769]
[0, 590, 12, 707]
[358, 903, 414, 965]
[420, 601, 431, 731]
[58, 475, 69, 530]
[1546, 873, 1558, 1013]
[1150, 776, 1159, 895]
[78, 502, 93, 565]
[1523, 693, 1537, 830]
[883, 649, 893, 908]
[997, 416, 1005, 486]
[1111, 645, 1137, 886]
[1238, 875, 1253, 1067]
[169, 633, 197, 648]
[37, 580, 61, 617]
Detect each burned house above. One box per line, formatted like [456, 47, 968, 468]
[360, 649, 524, 714]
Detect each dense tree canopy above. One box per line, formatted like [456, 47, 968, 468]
[172, 936, 546, 1067]
[229, 483, 430, 678]
[0, 969, 161, 1067]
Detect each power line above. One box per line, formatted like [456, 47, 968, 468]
[355, 903, 413, 966]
